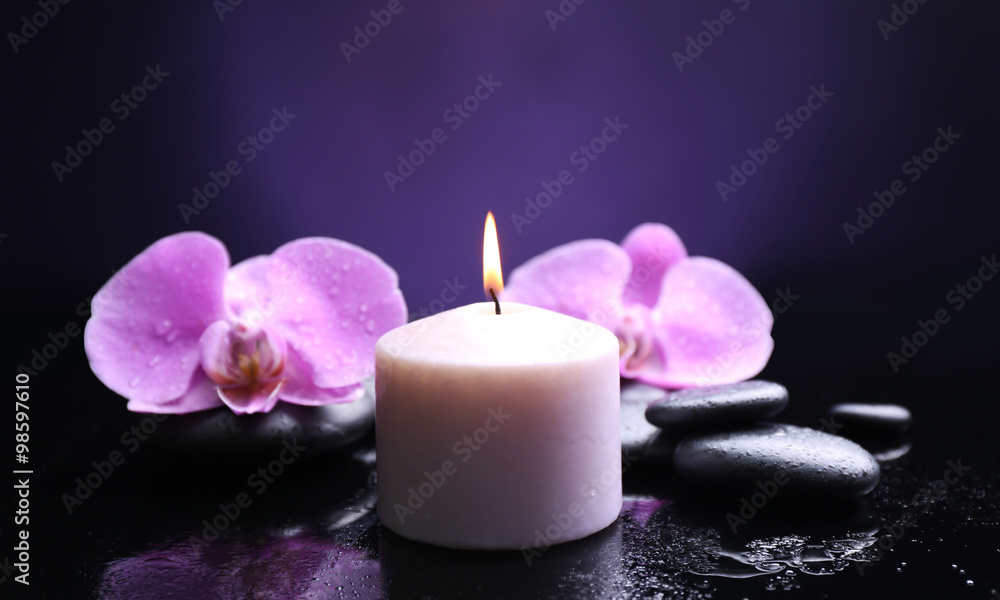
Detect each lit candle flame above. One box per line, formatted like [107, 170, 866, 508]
[483, 211, 503, 300]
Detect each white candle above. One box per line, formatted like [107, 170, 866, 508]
[375, 301, 622, 550]
[374, 213, 622, 550]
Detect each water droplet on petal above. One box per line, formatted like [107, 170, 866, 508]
[329, 287, 339, 296]
[365, 320, 375, 333]
[360, 304, 368, 312]
[165, 329, 180, 343]
[147, 355, 161, 367]
[129, 376, 141, 387]
[340, 319, 349, 329]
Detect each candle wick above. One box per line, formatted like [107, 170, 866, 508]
[489, 288, 501, 315]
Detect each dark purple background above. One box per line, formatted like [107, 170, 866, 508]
[4, 2, 1000, 598]
[8, 1, 998, 381]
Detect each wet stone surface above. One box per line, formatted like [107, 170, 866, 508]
[620, 383, 670, 459]
[148, 379, 376, 463]
[645, 380, 789, 433]
[829, 403, 912, 436]
[672, 423, 881, 498]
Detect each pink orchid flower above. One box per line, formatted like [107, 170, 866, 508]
[84, 232, 407, 415]
[503, 223, 773, 388]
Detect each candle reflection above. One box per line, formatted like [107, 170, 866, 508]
[378, 518, 626, 600]
[98, 533, 382, 600]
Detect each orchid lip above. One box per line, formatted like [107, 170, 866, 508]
[205, 322, 287, 389]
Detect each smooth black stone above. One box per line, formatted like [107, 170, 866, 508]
[644, 380, 788, 432]
[865, 438, 912, 462]
[829, 403, 912, 435]
[621, 383, 669, 459]
[673, 423, 881, 498]
[148, 380, 375, 463]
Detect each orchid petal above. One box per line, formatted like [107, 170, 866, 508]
[279, 347, 366, 406]
[84, 232, 230, 410]
[224, 255, 271, 319]
[263, 238, 407, 389]
[620, 223, 688, 308]
[502, 239, 631, 329]
[125, 369, 223, 414]
[642, 257, 773, 387]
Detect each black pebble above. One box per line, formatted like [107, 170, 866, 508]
[645, 380, 788, 433]
[829, 403, 911, 435]
[673, 423, 881, 498]
[621, 383, 669, 459]
[149, 380, 375, 463]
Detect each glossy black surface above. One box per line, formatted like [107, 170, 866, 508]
[13, 354, 1000, 599]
